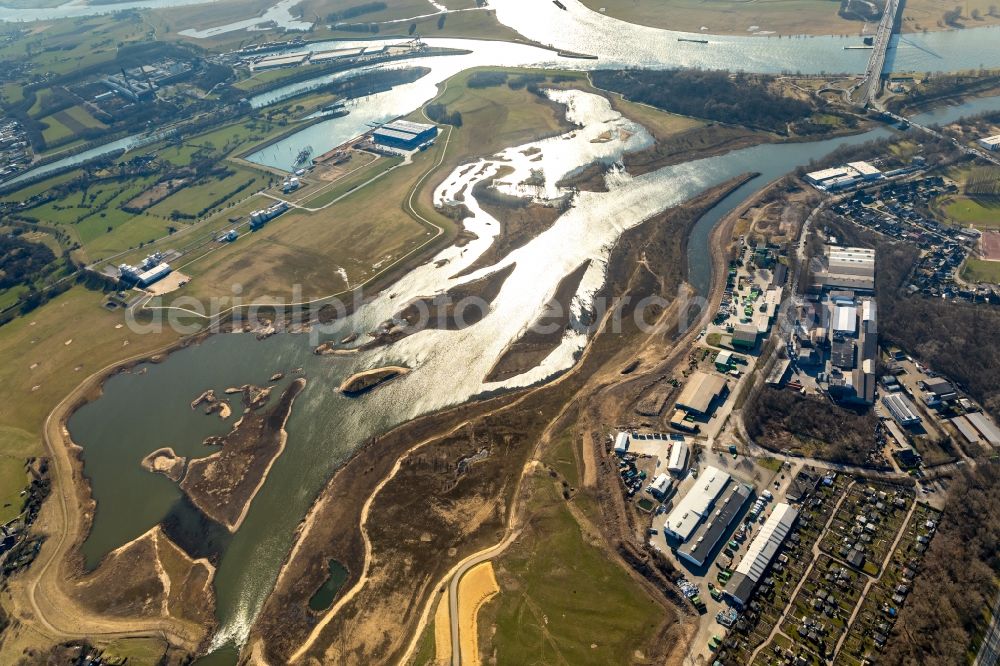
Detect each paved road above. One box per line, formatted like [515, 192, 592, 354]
[856, 0, 899, 107]
[975, 593, 1000, 666]
[447, 531, 520, 665]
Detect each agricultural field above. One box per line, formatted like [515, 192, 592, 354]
[146, 165, 268, 219]
[39, 105, 106, 147]
[167, 148, 435, 304]
[0, 14, 153, 78]
[300, 155, 403, 209]
[578, 0, 858, 36]
[0, 455, 29, 525]
[12, 172, 184, 261]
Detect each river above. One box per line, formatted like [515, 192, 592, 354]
[5, 6, 999, 183]
[66, 70, 1000, 657]
[9, 0, 1000, 658]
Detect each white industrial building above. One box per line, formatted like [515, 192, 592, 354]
[832, 305, 858, 334]
[966, 412, 1000, 446]
[614, 431, 630, 455]
[818, 245, 876, 291]
[727, 503, 799, 606]
[805, 161, 882, 190]
[978, 135, 1000, 151]
[649, 473, 671, 498]
[667, 440, 689, 473]
[883, 393, 921, 427]
[662, 465, 730, 541]
[678, 483, 752, 567]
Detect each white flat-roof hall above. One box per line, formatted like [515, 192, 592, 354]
[662, 465, 730, 541]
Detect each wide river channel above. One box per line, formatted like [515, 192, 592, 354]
[10, 0, 1000, 658]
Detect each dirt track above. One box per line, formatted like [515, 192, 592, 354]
[3, 339, 217, 662]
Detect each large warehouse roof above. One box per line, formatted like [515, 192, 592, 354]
[728, 503, 798, 605]
[884, 393, 921, 427]
[383, 119, 435, 135]
[832, 305, 857, 334]
[668, 440, 689, 472]
[951, 415, 982, 445]
[679, 483, 752, 566]
[676, 372, 727, 415]
[662, 465, 731, 541]
[967, 412, 1000, 446]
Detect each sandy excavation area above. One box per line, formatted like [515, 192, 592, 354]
[458, 562, 500, 665]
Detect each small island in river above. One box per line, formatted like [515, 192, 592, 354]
[140, 447, 187, 483]
[179, 378, 306, 532]
[338, 366, 409, 395]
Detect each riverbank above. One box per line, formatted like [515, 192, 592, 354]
[244, 173, 756, 663]
[180, 378, 306, 532]
[1, 327, 219, 662]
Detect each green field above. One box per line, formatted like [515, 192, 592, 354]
[162, 69, 583, 305]
[0, 14, 153, 78]
[941, 196, 1000, 229]
[0, 287, 184, 524]
[147, 165, 268, 219]
[170, 147, 439, 304]
[301, 156, 403, 209]
[487, 470, 664, 664]
[579, 0, 854, 36]
[39, 104, 106, 146]
[962, 257, 1000, 283]
[0, 455, 28, 525]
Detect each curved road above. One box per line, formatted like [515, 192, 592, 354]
[447, 530, 521, 665]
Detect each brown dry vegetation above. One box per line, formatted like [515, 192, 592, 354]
[883, 463, 1000, 665]
[70, 527, 214, 628]
[247, 175, 752, 664]
[181, 379, 305, 531]
[745, 387, 880, 464]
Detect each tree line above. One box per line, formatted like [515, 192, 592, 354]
[590, 69, 814, 133]
[882, 463, 1000, 665]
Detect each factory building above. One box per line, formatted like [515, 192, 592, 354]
[823, 290, 876, 406]
[675, 372, 728, 416]
[118, 251, 172, 288]
[119, 262, 171, 288]
[249, 201, 289, 230]
[727, 503, 799, 607]
[662, 466, 731, 541]
[805, 161, 882, 191]
[613, 431, 630, 455]
[966, 412, 1000, 447]
[817, 245, 876, 292]
[251, 51, 310, 71]
[649, 473, 672, 499]
[883, 393, 921, 427]
[372, 119, 438, 150]
[832, 305, 858, 334]
[978, 135, 1000, 151]
[731, 322, 759, 350]
[678, 483, 752, 567]
[667, 439, 689, 473]
[950, 415, 983, 446]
